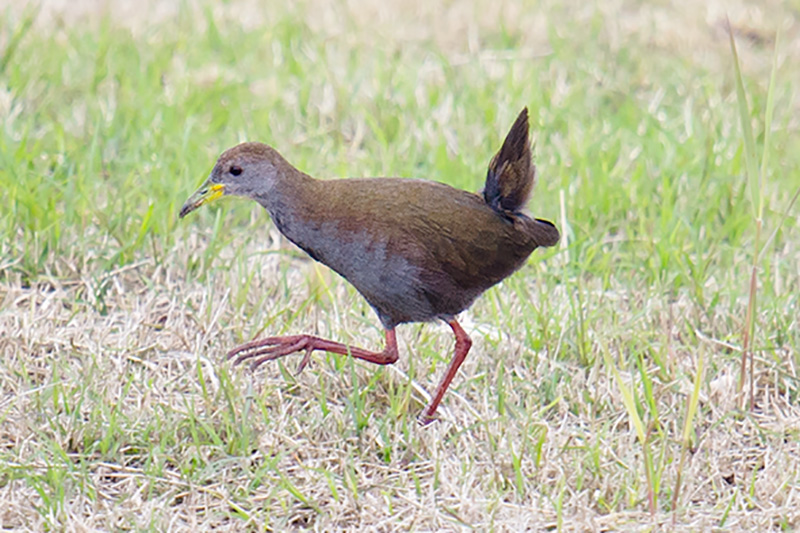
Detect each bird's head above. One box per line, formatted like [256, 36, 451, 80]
[179, 142, 284, 218]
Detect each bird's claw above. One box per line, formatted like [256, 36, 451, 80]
[295, 347, 314, 375]
[225, 336, 308, 370]
[416, 409, 440, 427]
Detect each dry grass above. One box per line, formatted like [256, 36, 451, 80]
[3, 246, 800, 530]
[2, 0, 800, 531]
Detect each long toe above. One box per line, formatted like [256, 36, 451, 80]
[296, 346, 314, 375]
[227, 335, 307, 365]
[226, 335, 303, 362]
[246, 338, 309, 369]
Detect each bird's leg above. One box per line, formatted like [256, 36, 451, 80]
[226, 329, 399, 371]
[418, 319, 473, 425]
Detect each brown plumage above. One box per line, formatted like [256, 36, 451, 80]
[484, 107, 536, 213]
[180, 107, 559, 424]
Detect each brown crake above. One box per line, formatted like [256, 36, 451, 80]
[179, 108, 559, 424]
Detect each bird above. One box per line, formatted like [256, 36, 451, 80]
[179, 108, 559, 424]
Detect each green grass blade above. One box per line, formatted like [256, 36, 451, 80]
[727, 19, 761, 219]
[759, 31, 779, 214]
[758, 186, 800, 262]
[603, 345, 646, 444]
[0, 4, 39, 73]
[681, 352, 703, 445]
[755, 31, 797, 263]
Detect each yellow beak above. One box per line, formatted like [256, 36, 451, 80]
[179, 182, 225, 218]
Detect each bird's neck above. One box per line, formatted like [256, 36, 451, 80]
[252, 164, 321, 243]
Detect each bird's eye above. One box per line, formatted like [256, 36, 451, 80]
[230, 165, 243, 176]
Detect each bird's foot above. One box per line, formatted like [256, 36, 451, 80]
[227, 335, 315, 371]
[226, 331, 399, 371]
[416, 409, 440, 426]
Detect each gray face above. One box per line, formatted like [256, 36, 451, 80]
[179, 142, 282, 218]
[212, 143, 281, 197]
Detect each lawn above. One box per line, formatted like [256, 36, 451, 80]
[1, 0, 799, 530]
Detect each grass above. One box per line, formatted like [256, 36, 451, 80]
[1, 0, 799, 530]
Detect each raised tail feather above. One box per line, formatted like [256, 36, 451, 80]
[483, 107, 535, 213]
[484, 108, 560, 248]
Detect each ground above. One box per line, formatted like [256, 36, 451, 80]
[1, 0, 799, 530]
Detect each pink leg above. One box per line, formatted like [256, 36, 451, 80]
[418, 319, 472, 425]
[227, 329, 398, 373]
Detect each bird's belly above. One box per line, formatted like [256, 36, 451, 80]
[288, 225, 439, 328]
